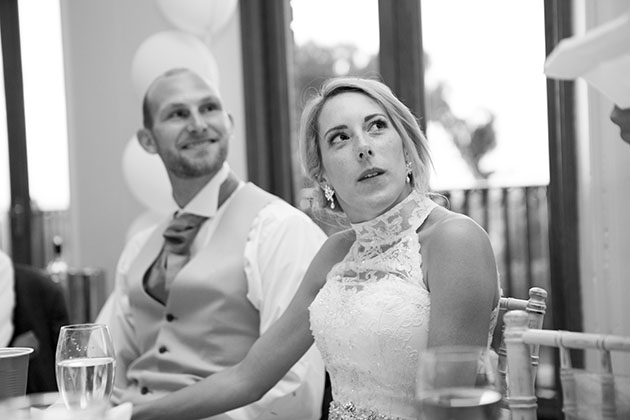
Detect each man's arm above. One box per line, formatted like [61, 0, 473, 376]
[218, 202, 327, 420]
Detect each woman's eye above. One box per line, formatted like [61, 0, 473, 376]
[369, 119, 387, 131]
[330, 132, 350, 144]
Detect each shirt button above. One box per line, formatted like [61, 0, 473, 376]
[166, 313, 175, 322]
[159, 346, 168, 354]
[140, 387, 149, 395]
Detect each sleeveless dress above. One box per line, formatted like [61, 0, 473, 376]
[309, 190, 499, 420]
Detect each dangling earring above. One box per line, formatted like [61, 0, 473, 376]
[322, 184, 336, 209]
[406, 161, 413, 184]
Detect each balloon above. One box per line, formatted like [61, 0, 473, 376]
[126, 210, 165, 242]
[130, 30, 219, 102]
[156, 0, 238, 39]
[121, 135, 175, 215]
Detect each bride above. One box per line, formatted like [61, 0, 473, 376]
[130, 77, 500, 420]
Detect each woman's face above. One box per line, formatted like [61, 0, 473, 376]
[317, 92, 412, 223]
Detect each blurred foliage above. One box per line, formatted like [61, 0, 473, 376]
[293, 41, 378, 110]
[293, 42, 497, 181]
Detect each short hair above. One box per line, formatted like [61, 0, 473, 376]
[141, 68, 215, 129]
[298, 77, 433, 210]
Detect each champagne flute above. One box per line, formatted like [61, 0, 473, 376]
[55, 323, 116, 411]
[415, 345, 502, 420]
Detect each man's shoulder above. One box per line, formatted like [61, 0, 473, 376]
[236, 183, 326, 238]
[241, 183, 312, 221]
[258, 199, 322, 231]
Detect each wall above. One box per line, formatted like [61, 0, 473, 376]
[59, 0, 246, 292]
[575, 0, 630, 371]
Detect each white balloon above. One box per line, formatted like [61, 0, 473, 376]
[126, 210, 165, 242]
[130, 30, 219, 102]
[156, 0, 238, 38]
[121, 135, 175, 215]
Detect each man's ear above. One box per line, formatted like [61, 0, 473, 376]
[227, 113, 235, 133]
[136, 129, 157, 154]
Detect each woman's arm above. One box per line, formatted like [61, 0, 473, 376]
[131, 230, 354, 420]
[423, 212, 499, 348]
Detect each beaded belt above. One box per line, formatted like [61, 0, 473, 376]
[328, 401, 410, 420]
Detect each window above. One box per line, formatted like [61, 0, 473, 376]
[421, 0, 549, 191]
[0, 0, 69, 261]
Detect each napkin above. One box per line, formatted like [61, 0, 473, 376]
[107, 402, 133, 420]
[36, 400, 132, 420]
[544, 13, 630, 108]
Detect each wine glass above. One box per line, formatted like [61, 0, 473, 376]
[55, 323, 116, 411]
[415, 345, 502, 420]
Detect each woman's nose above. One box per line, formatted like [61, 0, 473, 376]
[355, 133, 374, 160]
[357, 144, 374, 160]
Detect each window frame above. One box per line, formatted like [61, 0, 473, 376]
[1, 0, 33, 264]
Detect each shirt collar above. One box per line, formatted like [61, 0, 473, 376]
[178, 163, 231, 218]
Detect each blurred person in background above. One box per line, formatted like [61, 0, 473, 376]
[1, 245, 69, 393]
[0, 248, 15, 347]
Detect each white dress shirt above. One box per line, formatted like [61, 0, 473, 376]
[101, 163, 327, 419]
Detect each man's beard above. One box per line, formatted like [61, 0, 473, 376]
[161, 146, 227, 179]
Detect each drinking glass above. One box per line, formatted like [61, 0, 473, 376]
[55, 324, 115, 411]
[415, 345, 502, 420]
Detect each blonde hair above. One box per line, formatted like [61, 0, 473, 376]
[298, 77, 432, 212]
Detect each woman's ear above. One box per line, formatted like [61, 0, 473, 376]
[136, 129, 157, 154]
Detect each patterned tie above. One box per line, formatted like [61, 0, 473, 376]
[144, 213, 208, 304]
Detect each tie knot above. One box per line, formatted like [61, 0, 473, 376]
[162, 213, 208, 255]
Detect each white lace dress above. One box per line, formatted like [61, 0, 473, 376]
[309, 190, 498, 420]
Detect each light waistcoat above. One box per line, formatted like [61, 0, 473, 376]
[125, 183, 276, 392]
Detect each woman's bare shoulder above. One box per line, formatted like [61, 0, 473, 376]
[419, 206, 495, 271]
[423, 206, 489, 245]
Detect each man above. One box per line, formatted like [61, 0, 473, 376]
[101, 68, 326, 419]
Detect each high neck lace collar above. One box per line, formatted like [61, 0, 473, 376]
[350, 190, 436, 244]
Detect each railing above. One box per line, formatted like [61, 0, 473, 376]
[438, 184, 550, 301]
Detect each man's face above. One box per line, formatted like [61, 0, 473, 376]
[610, 105, 630, 145]
[141, 70, 232, 179]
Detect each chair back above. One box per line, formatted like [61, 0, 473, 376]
[504, 310, 630, 420]
[496, 287, 548, 399]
